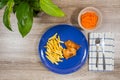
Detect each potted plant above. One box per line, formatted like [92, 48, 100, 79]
[0, 0, 65, 37]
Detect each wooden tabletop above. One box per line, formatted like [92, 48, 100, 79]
[0, 0, 120, 80]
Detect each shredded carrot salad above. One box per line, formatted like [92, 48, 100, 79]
[81, 12, 98, 30]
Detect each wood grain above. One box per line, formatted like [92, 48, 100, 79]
[0, 0, 120, 80]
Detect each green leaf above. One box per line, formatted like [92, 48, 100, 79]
[29, 0, 40, 11]
[13, 0, 22, 14]
[13, 4, 18, 13]
[40, 0, 65, 17]
[16, 2, 33, 37]
[0, 0, 8, 9]
[13, 0, 21, 4]
[3, 0, 14, 31]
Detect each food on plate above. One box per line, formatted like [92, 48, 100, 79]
[45, 33, 64, 65]
[63, 40, 80, 59]
[45, 34, 81, 64]
[81, 12, 98, 30]
[63, 48, 76, 59]
[65, 40, 80, 50]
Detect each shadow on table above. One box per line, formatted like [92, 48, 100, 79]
[70, 8, 84, 31]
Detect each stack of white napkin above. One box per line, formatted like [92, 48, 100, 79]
[89, 32, 114, 71]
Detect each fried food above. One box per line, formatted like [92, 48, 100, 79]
[45, 34, 80, 63]
[65, 40, 80, 50]
[63, 48, 77, 59]
[63, 40, 80, 59]
[45, 33, 64, 65]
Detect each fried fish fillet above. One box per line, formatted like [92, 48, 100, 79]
[65, 40, 80, 50]
[63, 40, 80, 59]
[63, 48, 76, 59]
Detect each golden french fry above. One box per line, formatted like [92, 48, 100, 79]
[45, 33, 64, 65]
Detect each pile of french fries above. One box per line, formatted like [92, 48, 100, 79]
[45, 33, 64, 65]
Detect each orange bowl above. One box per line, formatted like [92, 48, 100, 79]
[78, 7, 102, 32]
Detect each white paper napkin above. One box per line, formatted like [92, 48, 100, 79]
[89, 32, 114, 71]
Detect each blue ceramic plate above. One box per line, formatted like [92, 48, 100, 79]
[38, 24, 88, 74]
